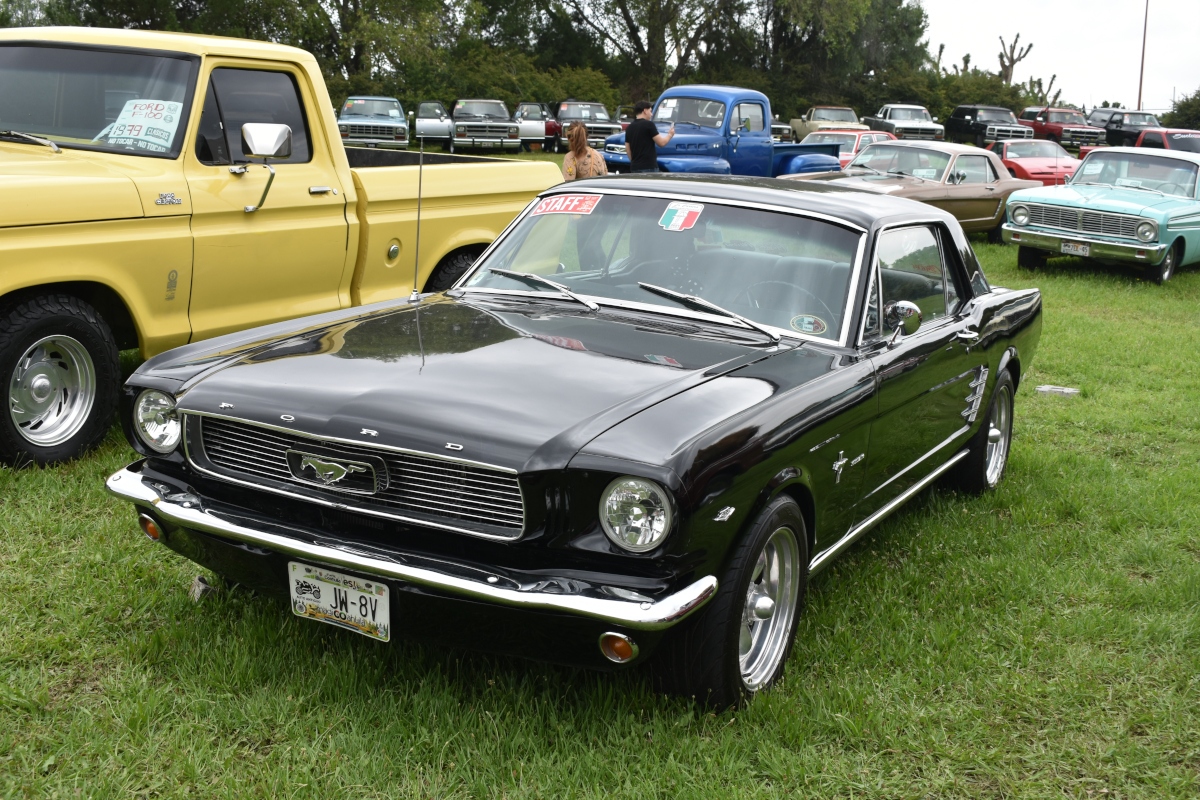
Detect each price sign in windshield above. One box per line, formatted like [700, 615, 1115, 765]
[103, 99, 182, 153]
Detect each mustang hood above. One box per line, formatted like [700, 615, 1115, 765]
[0, 143, 144, 227]
[174, 297, 773, 473]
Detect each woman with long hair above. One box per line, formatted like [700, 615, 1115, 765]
[561, 123, 609, 181]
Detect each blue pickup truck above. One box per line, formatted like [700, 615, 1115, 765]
[603, 85, 840, 176]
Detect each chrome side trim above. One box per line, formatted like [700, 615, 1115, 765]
[865, 424, 970, 499]
[809, 448, 969, 576]
[106, 466, 717, 631]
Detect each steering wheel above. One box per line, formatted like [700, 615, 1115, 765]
[1157, 183, 1184, 197]
[733, 280, 838, 327]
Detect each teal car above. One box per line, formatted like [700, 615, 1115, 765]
[1001, 147, 1200, 283]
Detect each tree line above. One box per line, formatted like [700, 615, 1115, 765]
[2, 0, 1196, 127]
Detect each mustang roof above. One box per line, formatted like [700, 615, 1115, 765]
[1087, 145, 1200, 167]
[562, 174, 956, 230]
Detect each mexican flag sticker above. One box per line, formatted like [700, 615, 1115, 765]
[658, 201, 704, 231]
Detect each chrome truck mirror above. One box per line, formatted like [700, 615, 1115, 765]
[231, 123, 293, 213]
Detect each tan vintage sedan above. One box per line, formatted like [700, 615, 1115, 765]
[780, 141, 1041, 241]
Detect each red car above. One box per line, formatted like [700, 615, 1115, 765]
[985, 139, 1080, 186]
[800, 129, 896, 168]
[1133, 127, 1200, 153]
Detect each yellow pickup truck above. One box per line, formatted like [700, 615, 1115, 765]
[0, 27, 560, 466]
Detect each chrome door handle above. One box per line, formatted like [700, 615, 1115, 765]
[309, 186, 337, 195]
[955, 330, 980, 343]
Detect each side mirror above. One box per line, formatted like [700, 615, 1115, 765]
[1036, 116, 1044, 122]
[884, 300, 922, 344]
[932, 116, 939, 122]
[236, 123, 292, 213]
[949, 170, 967, 184]
[964, 115, 972, 121]
[773, 113, 780, 120]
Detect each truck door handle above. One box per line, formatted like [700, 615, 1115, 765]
[309, 186, 337, 195]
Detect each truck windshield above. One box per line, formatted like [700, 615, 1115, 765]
[0, 44, 196, 158]
[889, 108, 932, 122]
[811, 108, 857, 122]
[560, 103, 610, 121]
[1047, 111, 1087, 125]
[802, 132, 857, 152]
[976, 109, 1017, 123]
[464, 193, 862, 342]
[456, 100, 509, 119]
[850, 144, 951, 180]
[654, 98, 726, 128]
[342, 98, 403, 118]
[1073, 151, 1198, 197]
[1119, 113, 1159, 127]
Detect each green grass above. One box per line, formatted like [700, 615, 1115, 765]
[2, 246, 1199, 797]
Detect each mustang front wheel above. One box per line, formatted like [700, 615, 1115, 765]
[655, 496, 808, 709]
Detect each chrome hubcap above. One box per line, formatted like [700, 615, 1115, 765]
[8, 335, 96, 446]
[984, 383, 1013, 487]
[739, 525, 801, 691]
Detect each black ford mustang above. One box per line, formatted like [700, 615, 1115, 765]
[108, 175, 1041, 708]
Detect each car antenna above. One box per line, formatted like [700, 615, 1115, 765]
[409, 136, 425, 303]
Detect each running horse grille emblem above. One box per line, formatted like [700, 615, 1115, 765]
[284, 448, 382, 494]
[300, 455, 367, 485]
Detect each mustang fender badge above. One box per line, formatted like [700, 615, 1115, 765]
[714, 506, 736, 522]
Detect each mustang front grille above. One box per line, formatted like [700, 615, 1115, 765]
[187, 416, 524, 538]
[1025, 204, 1140, 239]
[347, 124, 404, 138]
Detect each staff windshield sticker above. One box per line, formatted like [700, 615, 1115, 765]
[658, 201, 704, 231]
[530, 194, 602, 215]
[101, 99, 183, 153]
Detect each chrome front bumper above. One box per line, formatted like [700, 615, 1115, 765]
[456, 138, 520, 149]
[1001, 225, 1170, 265]
[344, 139, 408, 149]
[106, 465, 717, 631]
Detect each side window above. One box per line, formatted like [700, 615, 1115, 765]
[1142, 133, 1164, 148]
[877, 226, 948, 323]
[194, 80, 230, 166]
[207, 68, 311, 164]
[734, 103, 765, 132]
[418, 102, 445, 118]
[955, 155, 991, 184]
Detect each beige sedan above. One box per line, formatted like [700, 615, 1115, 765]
[780, 141, 1041, 240]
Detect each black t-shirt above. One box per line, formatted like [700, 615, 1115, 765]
[625, 118, 660, 171]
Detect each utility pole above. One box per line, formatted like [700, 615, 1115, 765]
[1137, 0, 1149, 110]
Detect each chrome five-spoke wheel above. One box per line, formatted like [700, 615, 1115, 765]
[739, 525, 802, 691]
[984, 380, 1013, 488]
[8, 335, 97, 447]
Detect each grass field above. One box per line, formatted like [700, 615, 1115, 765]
[1, 244, 1198, 797]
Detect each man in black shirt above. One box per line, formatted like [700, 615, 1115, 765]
[624, 100, 675, 172]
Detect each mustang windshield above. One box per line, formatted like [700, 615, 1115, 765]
[812, 108, 857, 122]
[850, 145, 951, 181]
[465, 194, 862, 341]
[1073, 152, 1198, 197]
[0, 44, 196, 158]
[341, 98, 403, 118]
[654, 98, 726, 128]
[1005, 141, 1071, 159]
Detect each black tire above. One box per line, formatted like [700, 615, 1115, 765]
[0, 294, 119, 467]
[1144, 241, 1179, 284]
[952, 369, 1015, 494]
[654, 495, 809, 710]
[1017, 245, 1046, 270]
[987, 225, 1006, 245]
[424, 249, 483, 293]
[975, 133, 986, 148]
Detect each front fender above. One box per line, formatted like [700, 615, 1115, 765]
[656, 157, 731, 174]
[776, 153, 842, 176]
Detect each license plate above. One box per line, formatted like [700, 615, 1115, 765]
[1061, 241, 1090, 257]
[480, 141, 495, 148]
[289, 561, 390, 641]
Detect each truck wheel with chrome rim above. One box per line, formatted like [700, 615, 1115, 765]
[1145, 241, 1179, 284]
[655, 496, 808, 709]
[951, 369, 1015, 494]
[0, 295, 119, 467]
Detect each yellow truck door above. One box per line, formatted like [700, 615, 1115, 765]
[184, 63, 348, 341]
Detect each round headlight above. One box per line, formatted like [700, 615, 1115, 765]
[134, 389, 181, 454]
[599, 477, 673, 553]
[1011, 205, 1029, 226]
[1136, 220, 1157, 242]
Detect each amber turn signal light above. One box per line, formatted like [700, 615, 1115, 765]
[599, 632, 639, 663]
[138, 513, 162, 541]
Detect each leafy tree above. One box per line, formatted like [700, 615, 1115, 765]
[1161, 87, 1200, 129]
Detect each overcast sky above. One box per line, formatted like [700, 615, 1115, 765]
[919, 0, 1200, 114]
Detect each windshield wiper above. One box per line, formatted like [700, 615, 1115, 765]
[1115, 183, 1167, 197]
[637, 282, 780, 343]
[848, 163, 883, 175]
[887, 169, 928, 182]
[487, 268, 599, 311]
[0, 130, 60, 153]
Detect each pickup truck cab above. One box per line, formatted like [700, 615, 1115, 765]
[1086, 108, 1161, 147]
[788, 106, 866, 142]
[337, 96, 408, 149]
[0, 28, 560, 466]
[452, 99, 521, 151]
[945, 105, 1032, 147]
[1018, 107, 1105, 148]
[601, 86, 839, 176]
[554, 101, 621, 151]
[1133, 128, 1200, 153]
[863, 104, 944, 141]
